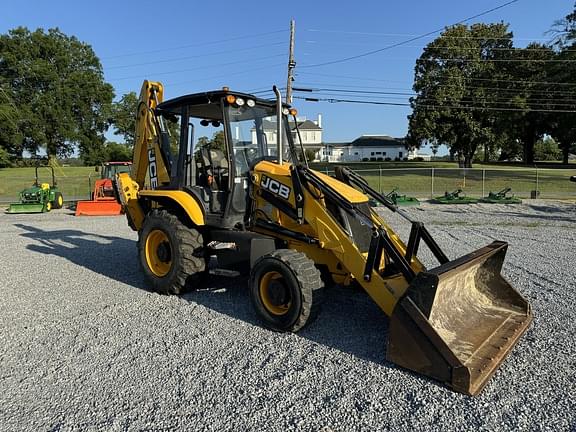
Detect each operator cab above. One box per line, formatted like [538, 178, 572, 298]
[156, 89, 293, 228]
[101, 162, 132, 180]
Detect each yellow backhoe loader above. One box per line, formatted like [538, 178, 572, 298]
[115, 81, 532, 395]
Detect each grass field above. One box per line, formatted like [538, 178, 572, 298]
[1, 162, 575, 202]
[0, 166, 97, 202]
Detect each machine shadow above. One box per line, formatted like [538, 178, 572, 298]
[185, 278, 393, 366]
[16, 222, 395, 367]
[15, 223, 145, 289]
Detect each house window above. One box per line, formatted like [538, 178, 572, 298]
[399, 151, 403, 158]
[375, 151, 382, 155]
[354, 152, 359, 155]
[371, 151, 375, 156]
[383, 152, 386, 156]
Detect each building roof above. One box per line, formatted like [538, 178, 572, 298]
[262, 119, 322, 131]
[349, 135, 405, 147]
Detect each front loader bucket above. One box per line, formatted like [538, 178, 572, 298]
[75, 200, 122, 216]
[7, 203, 46, 213]
[387, 241, 532, 395]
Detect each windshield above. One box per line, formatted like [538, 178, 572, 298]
[227, 104, 291, 176]
[102, 164, 131, 179]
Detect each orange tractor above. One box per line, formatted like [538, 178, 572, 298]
[75, 162, 132, 216]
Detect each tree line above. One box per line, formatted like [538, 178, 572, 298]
[1, 4, 576, 168]
[407, 4, 576, 167]
[0, 27, 137, 167]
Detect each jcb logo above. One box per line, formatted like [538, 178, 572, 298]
[261, 175, 291, 200]
[148, 149, 158, 189]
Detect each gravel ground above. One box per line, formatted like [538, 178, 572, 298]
[0, 200, 575, 431]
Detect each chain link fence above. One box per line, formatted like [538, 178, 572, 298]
[1, 167, 574, 203]
[317, 167, 576, 200]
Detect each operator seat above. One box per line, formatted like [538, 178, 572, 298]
[198, 148, 228, 191]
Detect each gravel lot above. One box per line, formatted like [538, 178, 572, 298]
[0, 200, 575, 431]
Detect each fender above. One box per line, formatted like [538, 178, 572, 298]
[139, 190, 205, 226]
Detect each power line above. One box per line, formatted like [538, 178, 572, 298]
[107, 54, 286, 82]
[305, 29, 549, 42]
[297, 87, 576, 103]
[297, 71, 576, 87]
[105, 41, 287, 70]
[114, 63, 286, 94]
[299, 90, 576, 107]
[294, 95, 576, 113]
[305, 41, 576, 53]
[420, 58, 576, 62]
[299, 0, 522, 68]
[296, 81, 576, 97]
[101, 29, 287, 60]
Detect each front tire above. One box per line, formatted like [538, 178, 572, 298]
[249, 249, 324, 332]
[52, 192, 64, 209]
[138, 209, 205, 294]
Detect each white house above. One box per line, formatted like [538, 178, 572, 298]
[252, 115, 323, 148]
[317, 135, 422, 162]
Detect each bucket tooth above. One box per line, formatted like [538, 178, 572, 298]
[387, 241, 532, 395]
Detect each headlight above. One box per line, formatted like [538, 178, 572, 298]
[282, 107, 290, 115]
[236, 97, 245, 106]
[246, 99, 255, 107]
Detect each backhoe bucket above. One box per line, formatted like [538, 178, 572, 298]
[75, 200, 122, 216]
[387, 241, 532, 395]
[7, 203, 46, 213]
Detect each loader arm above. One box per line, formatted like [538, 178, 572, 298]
[115, 81, 198, 230]
[132, 80, 171, 189]
[250, 160, 532, 395]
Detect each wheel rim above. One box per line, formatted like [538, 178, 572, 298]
[145, 229, 172, 277]
[46, 201, 51, 211]
[259, 271, 291, 316]
[58, 195, 63, 207]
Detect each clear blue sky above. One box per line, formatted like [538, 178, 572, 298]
[0, 0, 571, 152]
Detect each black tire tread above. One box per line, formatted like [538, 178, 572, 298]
[52, 191, 64, 209]
[138, 209, 205, 295]
[251, 249, 324, 332]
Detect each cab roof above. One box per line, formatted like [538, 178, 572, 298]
[158, 90, 277, 112]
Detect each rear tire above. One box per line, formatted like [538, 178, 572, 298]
[249, 249, 324, 332]
[138, 209, 206, 294]
[52, 192, 64, 209]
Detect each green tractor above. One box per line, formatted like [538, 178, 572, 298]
[7, 166, 64, 214]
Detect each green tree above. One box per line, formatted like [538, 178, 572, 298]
[547, 4, 576, 164]
[0, 85, 22, 162]
[304, 148, 317, 162]
[534, 136, 561, 161]
[111, 92, 138, 147]
[549, 2, 576, 48]
[196, 131, 226, 153]
[0, 27, 113, 161]
[497, 43, 556, 164]
[407, 23, 514, 167]
[105, 141, 132, 161]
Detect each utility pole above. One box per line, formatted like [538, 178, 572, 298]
[285, 19, 296, 105]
